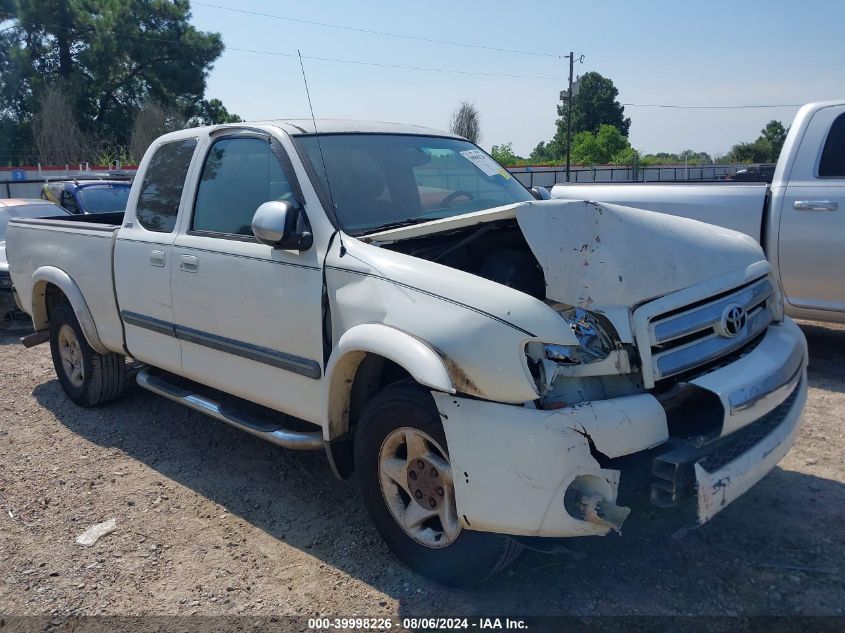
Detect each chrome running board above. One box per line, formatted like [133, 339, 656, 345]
[136, 367, 323, 450]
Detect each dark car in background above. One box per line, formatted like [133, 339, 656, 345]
[0, 199, 71, 319]
[41, 179, 132, 215]
[731, 163, 776, 183]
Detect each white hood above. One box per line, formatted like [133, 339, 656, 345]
[516, 200, 765, 309]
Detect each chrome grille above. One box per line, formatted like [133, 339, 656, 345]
[646, 276, 774, 382]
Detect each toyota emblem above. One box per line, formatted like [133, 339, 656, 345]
[717, 303, 747, 338]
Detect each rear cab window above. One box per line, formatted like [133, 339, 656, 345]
[77, 185, 131, 214]
[819, 113, 845, 178]
[135, 138, 198, 232]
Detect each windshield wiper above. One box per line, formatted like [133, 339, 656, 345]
[361, 217, 434, 235]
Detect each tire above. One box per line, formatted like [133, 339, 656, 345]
[355, 381, 521, 586]
[49, 302, 126, 407]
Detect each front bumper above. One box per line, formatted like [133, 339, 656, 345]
[433, 319, 808, 538]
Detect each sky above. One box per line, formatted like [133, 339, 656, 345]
[188, 0, 845, 158]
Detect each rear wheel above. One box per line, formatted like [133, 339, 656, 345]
[49, 302, 126, 407]
[355, 381, 521, 586]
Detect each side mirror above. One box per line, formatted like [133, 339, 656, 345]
[252, 200, 313, 250]
[530, 186, 551, 200]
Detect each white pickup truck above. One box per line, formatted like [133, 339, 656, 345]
[552, 99, 845, 324]
[7, 121, 807, 586]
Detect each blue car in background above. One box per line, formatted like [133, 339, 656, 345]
[41, 179, 132, 215]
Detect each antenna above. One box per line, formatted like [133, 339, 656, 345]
[298, 50, 345, 257]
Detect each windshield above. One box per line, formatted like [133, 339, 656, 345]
[295, 134, 533, 235]
[0, 203, 68, 241]
[77, 185, 131, 213]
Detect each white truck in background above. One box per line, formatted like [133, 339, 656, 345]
[552, 100, 845, 324]
[7, 120, 807, 586]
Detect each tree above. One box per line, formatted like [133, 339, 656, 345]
[130, 102, 186, 163]
[0, 0, 228, 163]
[726, 120, 789, 163]
[490, 142, 522, 166]
[528, 141, 553, 163]
[610, 147, 638, 166]
[569, 124, 632, 165]
[32, 84, 88, 164]
[188, 98, 243, 127]
[760, 120, 788, 161]
[449, 102, 481, 144]
[539, 72, 630, 160]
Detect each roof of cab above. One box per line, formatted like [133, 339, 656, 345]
[151, 120, 466, 148]
[44, 180, 131, 190]
[261, 119, 463, 138]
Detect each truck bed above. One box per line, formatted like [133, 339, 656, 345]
[6, 211, 125, 353]
[550, 182, 769, 242]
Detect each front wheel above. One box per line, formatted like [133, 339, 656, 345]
[49, 302, 126, 407]
[355, 382, 521, 586]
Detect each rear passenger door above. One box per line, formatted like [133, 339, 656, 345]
[170, 131, 325, 422]
[115, 137, 198, 372]
[777, 105, 845, 313]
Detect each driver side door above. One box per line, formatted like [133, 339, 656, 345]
[170, 132, 325, 423]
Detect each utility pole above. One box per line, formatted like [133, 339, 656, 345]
[562, 52, 584, 182]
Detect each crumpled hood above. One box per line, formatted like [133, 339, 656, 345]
[516, 200, 766, 309]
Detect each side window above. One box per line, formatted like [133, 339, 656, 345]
[135, 138, 197, 232]
[192, 137, 295, 237]
[60, 190, 78, 214]
[819, 113, 845, 178]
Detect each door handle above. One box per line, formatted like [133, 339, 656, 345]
[794, 200, 838, 211]
[179, 254, 199, 273]
[150, 250, 166, 267]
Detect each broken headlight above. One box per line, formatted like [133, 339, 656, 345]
[545, 307, 613, 364]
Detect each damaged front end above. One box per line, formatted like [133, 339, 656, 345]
[368, 199, 807, 539]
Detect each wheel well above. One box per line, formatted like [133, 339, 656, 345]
[326, 353, 412, 480]
[44, 283, 67, 319]
[32, 281, 68, 329]
[349, 354, 412, 430]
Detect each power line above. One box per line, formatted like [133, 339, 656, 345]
[3, 17, 562, 81]
[3, 16, 808, 105]
[193, 1, 564, 59]
[232, 48, 562, 81]
[623, 103, 802, 109]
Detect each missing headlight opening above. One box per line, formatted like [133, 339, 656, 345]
[544, 307, 614, 364]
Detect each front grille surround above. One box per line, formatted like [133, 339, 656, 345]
[634, 274, 776, 387]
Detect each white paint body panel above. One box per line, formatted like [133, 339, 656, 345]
[516, 200, 764, 310]
[696, 371, 807, 523]
[433, 392, 668, 537]
[6, 223, 124, 353]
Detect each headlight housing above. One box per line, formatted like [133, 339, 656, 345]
[544, 307, 614, 364]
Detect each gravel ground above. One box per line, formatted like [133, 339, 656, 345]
[0, 320, 843, 620]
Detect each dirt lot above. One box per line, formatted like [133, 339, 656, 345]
[1, 320, 843, 620]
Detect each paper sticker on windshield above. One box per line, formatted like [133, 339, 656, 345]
[460, 149, 509, 178]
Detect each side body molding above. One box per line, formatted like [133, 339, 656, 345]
[30, 266, 108, 354]
[323, 323, 456, 440]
